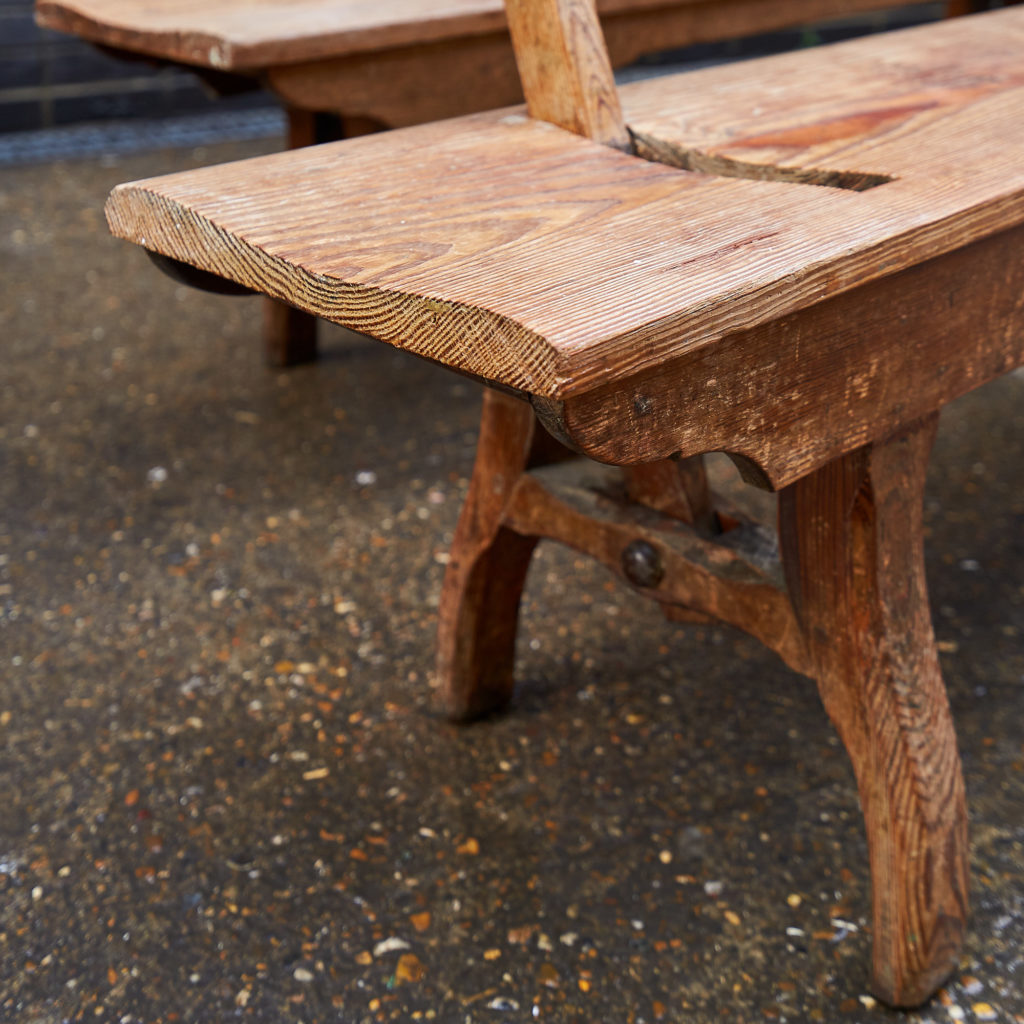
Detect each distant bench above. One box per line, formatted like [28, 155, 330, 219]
[37, 0, 961, 366]
[103, 0, 1024, 1009]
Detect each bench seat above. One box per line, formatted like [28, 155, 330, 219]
[106, 9, 1024, 387]
[43, 0, 962, 370]
[36, 0, 936, 71]
[106, 8, 1024, 481]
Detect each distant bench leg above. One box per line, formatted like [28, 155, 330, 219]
[261, 108, 325, 367]
[263, 299, 318, 367]
[262, 109, 389, 367]
[623, 457, 716, 535]
[779, 414, 968, 1007]
[438, 389, 540, 721]
[262, 104, 393, 364]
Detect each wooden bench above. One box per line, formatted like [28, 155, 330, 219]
[38, 0, 959, 367]
[103, 0, 1024, 1007]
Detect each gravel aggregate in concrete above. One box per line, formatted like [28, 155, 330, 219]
[1, 140, 1022, 1024]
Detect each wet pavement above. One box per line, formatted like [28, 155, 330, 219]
[1, 139, 1022, 1024]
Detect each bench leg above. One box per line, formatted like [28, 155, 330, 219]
[263, 109, 393, 367]
[437, 394, 723, 718]
[779, 414, 968, 1007]
[263, 298, 318, 367]
[437, 389, 540, 721]
[261, 107, 327, 367]
[623, 457, 717, 535]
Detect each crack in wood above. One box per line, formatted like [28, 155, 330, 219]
[629, 125, 894, 192]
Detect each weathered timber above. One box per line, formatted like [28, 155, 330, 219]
[503, 460, 806, 671]
[437, 389, 540, 721]
[105, 11, 1024, 406]
[503, 0, 714, 585]
[622, 11, 1024, 184]
[442, 0, 703, 716]
[440, 398, 805, 717]
[505, 0, 630, 149]
[102, 4, 1024, 1006]
[260, 107, 325, 366]
[262, 108, 383, 366]
[623, 460, 716, 535]
[538, 220, 1024, 488]
[265, 0, 952, 127]
[779, 417, 969, 1005]
[35, 0, 938, 73]
[44, 0, 975, 367]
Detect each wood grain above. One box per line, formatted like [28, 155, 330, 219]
[267, 0, 952, 126]
[502, 0, 716, 550]
[258, 105, 327, 367]
[505, 0, 629, 149]
[540, 219, 1024, 488]
[437, 389, 539, 721]
[778, 417, 968, 1006]
[622, 6, 1024, 185]
[267, 30, 526, 128]
[623, 459, 715, 534]
[503, 461, 807, 672]
[37, 0, 517, 70]
[36, 0, 955, 134]
[438, 392, 807, 718]
[106, 8, 1024, 404]
[100, 2, 1011, 1004]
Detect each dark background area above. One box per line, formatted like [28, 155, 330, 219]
[0, 0, 268, 133]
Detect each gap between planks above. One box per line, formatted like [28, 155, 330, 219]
[630, 127, 895, 192]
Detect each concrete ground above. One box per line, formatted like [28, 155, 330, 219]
[0, 139, 1022, 1024]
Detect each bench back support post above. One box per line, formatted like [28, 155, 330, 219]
[504, 0, 631, 149]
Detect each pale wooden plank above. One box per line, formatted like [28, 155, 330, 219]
[36, 0, 940, 70]
[105, 9, 1024, 400]
[258, 0, 967, 133]
[623, 6, 1024, 182]
[34, 0, 682, 69]
[35, 0, 503, 69]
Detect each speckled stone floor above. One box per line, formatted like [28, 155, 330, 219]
[1, 140, 1022, 1024]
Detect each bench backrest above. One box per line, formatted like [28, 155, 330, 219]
[507, 0, 630, 148]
